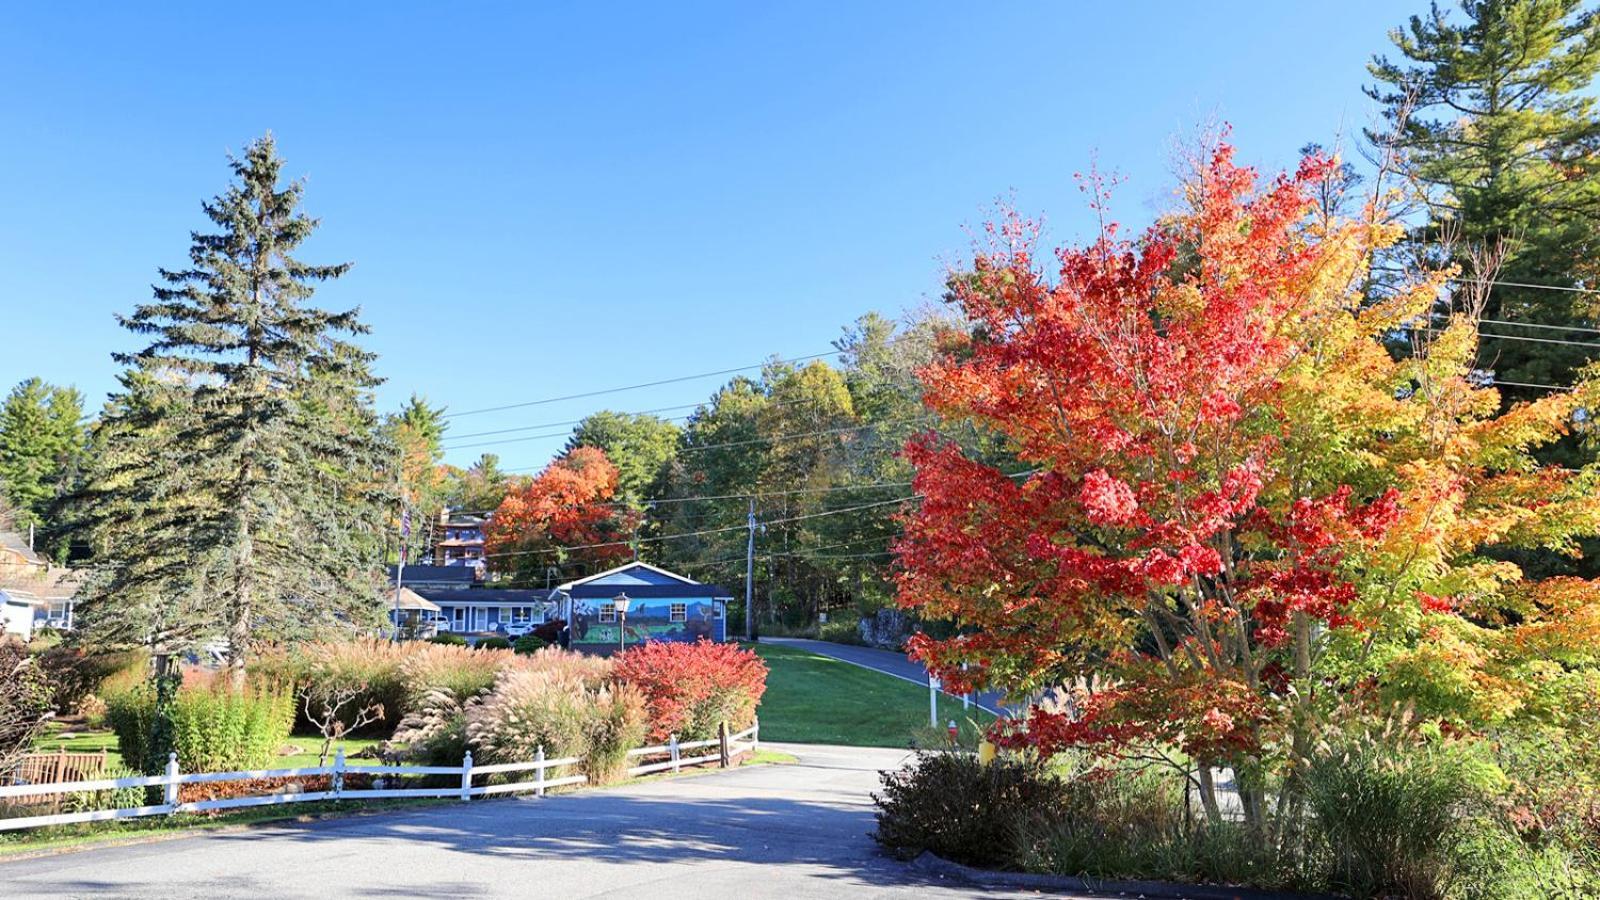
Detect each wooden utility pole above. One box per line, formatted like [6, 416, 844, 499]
[744, 498, 757, 642]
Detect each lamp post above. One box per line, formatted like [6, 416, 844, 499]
[613, 592, 631, 653]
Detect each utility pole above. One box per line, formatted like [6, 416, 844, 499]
[745, 498, 757, 642]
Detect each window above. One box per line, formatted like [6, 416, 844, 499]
[598, 605, 616, 623]
[670, 603, 687, 623]
[712, 603, 724, 619]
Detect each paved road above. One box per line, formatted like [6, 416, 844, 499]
[0, 744, 1085, 899]
[760, 638, 1007, 716]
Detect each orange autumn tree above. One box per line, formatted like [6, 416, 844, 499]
[896, 144, 1600, 824]
[486, 446, 641, 585]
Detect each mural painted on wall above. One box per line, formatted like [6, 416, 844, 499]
[567, 597, 725, 645]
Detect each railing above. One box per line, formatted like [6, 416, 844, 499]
[0, 719, 759, 833]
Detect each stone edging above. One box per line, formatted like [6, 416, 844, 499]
[908, 852, 1344, 900]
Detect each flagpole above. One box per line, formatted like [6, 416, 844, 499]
[394, 497, 410, 643]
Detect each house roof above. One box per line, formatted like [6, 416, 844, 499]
[0, 531, 44, 566]
[0, 588, 44, 607]
[412, 587, 554, 605]
[566, 583, 735, 600]
[558, 561, 700, 591]
[388, 565, 478, 584]
[383, 586, 441, 612]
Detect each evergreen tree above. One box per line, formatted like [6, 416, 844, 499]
[1368, 0, 1600, 394]
[0, 377, 85, 532]
[76, 134, 390, 685]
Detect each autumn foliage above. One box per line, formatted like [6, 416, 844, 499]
[895, 143, 1600, 821]
[612, 639, 768, 742]
[486, 446, 640, 582]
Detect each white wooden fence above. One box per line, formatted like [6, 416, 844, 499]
[0, 721, 759, 833]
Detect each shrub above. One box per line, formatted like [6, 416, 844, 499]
[478, 637, 512, 651]
[1, 639, 53, 771]
[874, 750, 1071, 868]
[1014, 760, 1315, 892]
[34, 647, 145, 715]
[612, 640, 767, 742]
[428, 633, 468, 646]
[818, 620, 865, 646]
[512, 645, 612, 688]
[513, 634, 548, 654]
[106, 679, 293, 774]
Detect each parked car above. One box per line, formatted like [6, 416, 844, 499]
[502, 621, 533, 637]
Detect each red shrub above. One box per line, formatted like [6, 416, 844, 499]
[612, 640, 767, 743]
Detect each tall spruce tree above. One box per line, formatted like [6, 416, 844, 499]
[76, 135, 390, 686]
[1368, 1, 1600, 395]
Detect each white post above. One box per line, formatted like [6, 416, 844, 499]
[670, 735, 680, 774]
[752, 720, 760, 752]
[928, 675, 940, 728]
[535, 746, 546, 798]
[333, 748, 346, 798]
[163, 751, 180, 810]
[962, 662, 971, 710]
[460, 751, 474, 801]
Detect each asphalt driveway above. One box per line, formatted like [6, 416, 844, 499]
[0, 744, 1075, 899]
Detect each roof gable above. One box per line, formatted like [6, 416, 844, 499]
[558, 562, 699, 591]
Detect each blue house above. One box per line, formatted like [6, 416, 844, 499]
[386, 565, 556, 636]
[558, 562, 733, 647]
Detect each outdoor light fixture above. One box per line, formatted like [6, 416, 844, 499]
[613, 592, 631, 653]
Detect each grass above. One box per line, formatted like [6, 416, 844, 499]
[751, 643, 994, 748]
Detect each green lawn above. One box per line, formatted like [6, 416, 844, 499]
[751, 643, 993, 747]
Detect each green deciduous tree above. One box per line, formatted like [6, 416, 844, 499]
[565, 410, 680, 506]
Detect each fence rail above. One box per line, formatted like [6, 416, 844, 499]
[0, 719, 759, 833]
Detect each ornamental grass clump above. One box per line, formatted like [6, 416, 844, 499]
[465, 669, 594, 767]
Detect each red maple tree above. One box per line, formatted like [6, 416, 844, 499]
[486, 447, 640, 582]
[895, 142, 1600, 823]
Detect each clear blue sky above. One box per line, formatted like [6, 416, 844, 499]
[0, 2, 1405, 470]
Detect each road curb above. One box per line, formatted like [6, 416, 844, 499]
[908, 852, 1342, 900]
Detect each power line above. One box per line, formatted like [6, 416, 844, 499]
[441, 351, 840, 419]
[442, 393, 837, 446]
[481, 494, 921, 561]
[1477, 318, 1600, 335]
[500, 417, 935, 474]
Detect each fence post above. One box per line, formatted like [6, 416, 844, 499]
[460, 751, 473, 801]
[333, 748, 346, 799]
[669, 735, 680, 774]
[163, 752, 180, 812]
[535, 746, 546, 798]
[718, 722, 731, 769]
[752, 720, 759, 753]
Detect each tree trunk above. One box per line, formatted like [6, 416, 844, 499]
[1195, 764, 1223, 824]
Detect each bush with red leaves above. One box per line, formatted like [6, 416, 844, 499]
[612, 640, 767, 743]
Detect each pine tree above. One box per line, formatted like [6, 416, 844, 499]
[0, 377, 85, 531]
[1368, 0, 1600, 394]
[76, 134, 391, 685]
